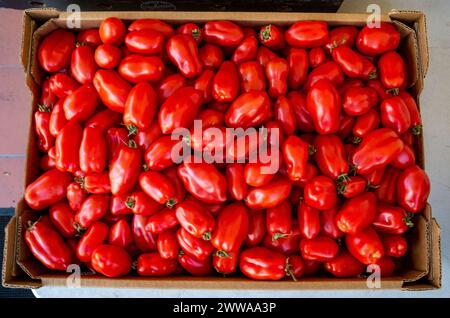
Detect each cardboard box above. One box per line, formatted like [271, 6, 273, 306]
[2, 8, 441, 291]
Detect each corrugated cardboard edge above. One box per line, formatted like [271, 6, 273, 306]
[3, 8, 440, 291]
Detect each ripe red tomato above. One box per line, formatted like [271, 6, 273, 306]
[213, 61, 239, 102]
[287, 48, 308, 89]
[118, 55, 164, 83]
[194, 70, 214, 103]
[125, 29, 164, 55]
[304, 176, 338, 210]
[99, 17, 126, 46]
[324, 26, 358, 53]
[265, 57, 289, 98]
[331, 46, 376, 80]
[304, 61, 344, 91]
[86, 109, 122, 133]
[346, 227, 384, 265]
[226, 163, 247, 201]
[75, 194, 110, 228]
[91, 244, 131, 277]
[300, 235, 339, 262]
[137, 252, 178, 276]
[38, 29, 75, 73]
[76, 221, 109, 262]
[335, 192, 376, 234]
[232, 36, 258, 64]
[66, 181, 88, 211]
[93, 69, 132, 113]
[245, 210, 266, 247]
[77, 28, 102, 47]
[256, 46, 278, 67]
[274, 96, 297, 136]
[128, 19, 174, 37]
[199, 44, 223, 70]
[356, 23, 400, 56]
[167, 34, 202, 78]
[49, 201, 77, 238]
[71, 45, 97, 84]
[282, 135, 309, 181]
[132, 214, 157, 251]
[380, 96, 412, 135]
[157, 74, 186, 103]
[378, 51, 407, 91]
[324, 249, 365, 277]
[177, 227, 213, 260]
[245, 175, 292, 209]
[342, 86, 378, 116]
[204, 21, 244, 47]
[34, 107, 54, 152]
[259, 24, 285, 50]
[298, 202, 320, 239]
[109, 142, 141, 195]
[287, 91, 314, 132]
[337, 176, 367, 199]
[144, 135, 180, 171]
[397, 165, 430, 213]
[127, 191, 163, 216]
[320, 206, 344, 239]
[84, 172, 111, 194]
[266, 200, 292, 240]
[157, 229, 179, 260]
[54, 120, 83, 172]
[79, 126, 107, 174]
[94, 44, 122, 69]
[108, 219, 133, 248]
[285, 21, 328, 48]
[212, 203, 249, 252]
[373, 204, 411, 235]
[224, 91, 270, 128]
[352, 109, 380, 141]
[63, 84, 99, 122]
[178, 253, 213, 276]
[313, 135, 349, 180]
[239, 247, 287, 280]
[213, 250, 239, 275]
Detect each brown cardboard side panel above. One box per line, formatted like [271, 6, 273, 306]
[21, 12, 35, 72]
[393, 21, 420, 89]
[428, 218, 442, 288]
[30, 20, 59, 84]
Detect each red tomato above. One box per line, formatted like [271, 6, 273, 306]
[194, 70, 214, 103]
[313, 135, 349, 180]
[212, 202, 249, 252]
[232, 36, 258, 64]
[99, 17, 126, 46]
[75, 194, 109, 228]
[40, 155, 56, 171]
[274, 96, 297, 136]
[372, 256, 395, 277]
[245, 210, 266, 247]
[157, 229, 179, 260]
[158, 87, 203, 134]
[124, 82, 157, 131]
[94, 44, 122, 69]
[76, 221, 109, 262]
[38, 29, 75, 73]
[93, 70, 132, 113]
[86, 109, 122, 133]
[287, 48, 308, 89]
[245, 175, 292, 209]
[282, 135, 309, 181]
[77, 28, 101, 47]
[244, 158, 278, 188]
[91, 244, 131, 277]
[25, 216, 72, 270]
[378, 51, 407, 91]
[213, 250, 239, 275]
[352, 109, 380, 141]
[226, 163, 247, 201]
[106, 127, 128, 162]
[309, 47, 327, 68]
[34, 107, 54, 152]
[224, 91, 271, 128]
[263, 219, 301, 255]
[144, 135, 180, 171]
[118, 55, 164, 83]
[320, 207, 344, 239]
[71, 45, 97, 84]
[55, 121, 82, 173]
[391, 144, 415, 169]
[259, 24, 285, 50]
[324, 26, 358, 53]
[140, 171, 177, 206]
[336, 192, 376, 234]
[356, 23, 400, 56]
[137, 252, 178, 276]
[265, 57, 289, 98]
[79, 126, 107, 174]
[338, 176, 367, 199]
[49, 73, 79, 98]
[157, 74, 186, 103]
[127, 191, 163, 216]
[304, 176, 337, 210]
[66, 181, 87, 211]
[351, 128, 404, 175]
[331, 46, 376, 80]
[204, 21, 244, 47]
[300, 236, 339, 262]
[375, 165, 401, 204]
[266, 200, 292, 239]
[373, 204, 411, 235]
[177, 23, 203, 44]
[298, 202, 321, 239]
[177, 227, 213, 260]
[198, 109, 224, 129]
[128, 19, 174, 37]
[285, 21, 328, 48]
[110, 193, 133, 216]
[286, 255, 305, 280]
[380, 96, 412, 135]
[306, 79, 341, 134]
[125, 29, 164, 55]
[84, 172, 111, 194]
[239, 247, 287, 280]
[346, 227, 384, 265]
[167, 34, 202, 78]
[397, 165, 430, 213]
[287, 91, 314, 132]
[63, 84, 99, 122]
[213, 61, 239, 102]
[49, 201, 77, 238]
[110, 140, 141, 194]
[381, 234, 408, 257]
[256, 46, 278, 67]
[132, 214, 157, 251]
[178, 253, 213, 276]
[342, 87, 378, 116]
[324, 249, 365, 277]
[199, 44, 223, 70]
[108, 219, 133, 248]
[40, 78, 58, 108]
[399, 91, 422, 135]
[304, 61, 344, 91]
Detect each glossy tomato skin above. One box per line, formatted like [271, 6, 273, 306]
[381, 234, 408, 257]
[375, 165, 401, 204]
[71, 45, 97, 84]
[140, 171, 177, 206]
[324, 26, 358, 53]
[265, 57, 289, 98]
[175, 200, 214, 239]
[324, 249, 365, 277]
[25, 217, 72, 270]
[158, 87, 203, 134]
[66, 181, 88, 211]
[132, 214, 157, 251]
[109, 144, 141, 195]
[125, 29, 164, 55]
[259, 24, 285, 50]
[263, 219, 301, 255]
[49, 73, 79, 98]
[336, 192, 376, 234]
[110, 194, 132, 216]
[342, 87, 378, 116]
[199, 44, 223, 70]
[127, 191, 163, 216]
[213, 61, 239, 102]
[224, 91, 271, 128]
[76, 222, 109, 262]
[338, 176, 367, 199]
[99, 17, 126, 46]
[86, 109, 122, 133]
[194, 70, 214, 103]
[137, 252, 178, 276]
[144, 135, 180, 171]
[309, 47, 327, 68]
[257, 46, 278, 67]
[372, 256, 396, 277]
[177, 228, 213, 260]
[118, 55, 164, 83]
[40, 78, 58, 108]
[274, 96, 297, 136]
[178, 253, 213, 276]
[314, 135, 349, 180]
[346, 227, 384, 265]
[287, 48, 308, 89]
[300, 236, 339, 262]
[75, 194, 109, 228]
[287, 91, 315, 132]
[285, 21, 329, 48]
[178, 160, 227, 204]
[357, 23, 400, 56]
[79, 126, 107, 174]
[25, 170, 73, 209]
[226, 164, 247, 201]
[34, 108, 54, 152]
[239, 247, 286, 280]
[106, 127, 128, 162]
[84, 172, 111, 194]
[304, 61, 344, 91]
[91, 244, 132, 277]
[204, 21, 244, 47]
[380, 97, 411, 135]
[63, 84, 99, 122]
[283, 135, 309, 181]
[373, 204, 410, 235]
[123, 82, 157, 131]
[245, 175, 292, 210]
[351, 128, 404, 175]
[77, 28, 102, 47]
[232, 36, 258, 64]
[391, 144, 415, 169]
[320, 207, 344, 239]
[212, 203, 249, 252]
[213, 250, 239, 275]
[244, 160, 277, 188]
[128, 19, 174, 37]
[157, 74, 186, 103]
[38, 29, 75, 73]
[352, 109, 380, 140]
[167, 34, 202, 78]
[378, 51, 407, 90]
[93, 70, 132, 113]
[306, 79, 341, 134]
[397, 165, 430, 213]
[331, 46, 376, 80]
[157, 229, 179, 260]
[399, 91, 422, 134]
[245, 210, 266, 247]
[266, 200, 292, 239]
[108, 219, 133, 248]
[304, 176, 338, 210]
[49, 201, 77, 238]
[177, 23, 203, 44]
[94, 44, 122, 69]
[298, 202, 321, 239]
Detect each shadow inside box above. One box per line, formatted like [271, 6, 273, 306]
[0, 211, 34, 298]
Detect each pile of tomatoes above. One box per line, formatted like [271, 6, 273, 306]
[24, 17, 430, 280]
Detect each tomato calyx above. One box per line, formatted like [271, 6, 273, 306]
[272, 232, 290, 242]
[215, 250, 231, 258]
[126, 124, 138, 137]
[131, 260, 138, 271]
[202, 231, 212, 241]
[178, 249, 185, 257]
[73, 222, 87, 237]
[125, 196, 136, 209]
[37, 104, 52, 113]
[386, 88, 400, 96]
[411, 124, 423, 136]
[285, 257, 298, 282]
[192, 28, 201, 40]
[165, 198, 177, 209]
[368, 71, 377, 80]
[403, 213, 415, 228]
[127, 139, 138, 149]
[260, 25, 272, 42]
[353, 136, 362, 144]
[365, 181, 380, 191]
[74, 176, 86, 189]
[308, 144, 316, 155]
